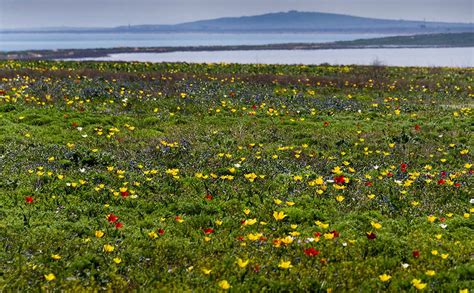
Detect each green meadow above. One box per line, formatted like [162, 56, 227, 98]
[0, 61, 472, 291]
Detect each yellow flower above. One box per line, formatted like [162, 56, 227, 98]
[278, 260, 293, 269]
[44, 273, 56, 281]
[113, 257, 122, 264]
[243, 208, 251, 215]
[273, 211, 287, 221]
[371, 221, 382, 229]
[411, 279, 427, 290]
[425, 270, 436, 276]
[379, 274, 391, 282]
[335, 195, 345, 202]
[236, 258, 249, 268]
[95, 230, 105, 238]
[218, 280, 231, 290]
[103, 244, 114, 253]
[427, 215, 436, 223]
[247, 233, 263, 241]
[315, 221, 329, 229]
[243, 218, 257, 226]
[323, 233, 335, 240]
[148, 231, 158, 239]
[201, 268, 212, 275]
[431, 250, 438, 255]
[51, 254, 61, 260]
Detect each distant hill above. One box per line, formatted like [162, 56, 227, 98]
[3, 11, 473, 34]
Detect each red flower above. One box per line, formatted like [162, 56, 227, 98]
[387, 172, 393, 177]
[365, 181, 372, 187]
[334, 175, 345, 184]
[366, 232, 376, 240]
[107, 213, 119, 223]
[115, 222, 123, 229]
[25, 196, 34, 203]
[254, 264, 260, 273]
[252, 104, 257, 110]
[204, 193, 213, 200]
[304, 247, 320, 257]
[314, 232, 321, 237]
[400, 163, 407, 172]
[437, 179, 446, 185]
[412, 250, 420, 258]
[121, 191, 129, 198]
[323, 121, 330, 127]
[331, 230, 340, 238]
[158, 228, 165, 235]
[71, 122, 79, 128]
[414, 124, 421, 131]
[203, 228, 214, 234]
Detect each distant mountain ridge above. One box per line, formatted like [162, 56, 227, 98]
[3, 11, 473, 33]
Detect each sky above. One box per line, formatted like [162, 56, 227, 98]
[0, 0, 473, 29]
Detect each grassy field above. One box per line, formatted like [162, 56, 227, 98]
[0, 61, 472, 291]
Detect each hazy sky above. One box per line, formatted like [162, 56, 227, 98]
[0, 0, 473, 29]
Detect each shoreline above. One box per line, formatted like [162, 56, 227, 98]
[1, 32, 473, 60]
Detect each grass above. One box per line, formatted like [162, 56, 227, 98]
[0, 60, 473, 291]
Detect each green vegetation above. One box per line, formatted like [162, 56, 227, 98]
[0, 61, 472, 291]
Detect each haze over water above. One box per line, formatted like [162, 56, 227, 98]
[0, 32, 392, 51]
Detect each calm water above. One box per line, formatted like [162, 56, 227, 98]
[0, 32, 393, 51]
[78, 47, 474, 67]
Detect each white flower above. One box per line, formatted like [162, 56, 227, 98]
[470, 198, 474, 204]
[402, 263, 409, 269]
[373, 165, 379, 170]
[440, 224, 447, 229]
[77, 127, 83, 131]
[306, 237, 315, 242]
[234, 163, 241, 168]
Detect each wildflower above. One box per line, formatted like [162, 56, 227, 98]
[411, 279, 427, 290]
[218, 280, 231, 290]
[203, 228, 214, 234]
[107, 213, 118, 223]
[44, 273, 56, 281]
[236, 258, 249, 268]
[103, 244, 114, 253]
[243, 218, 257, 226]
[304, 247, 320, 256]
[25, 196, 33, 203]
[113, 257, 122, 264]
[425, 270, 436, 276]
[366, 232, 376, 240]
[371, 221, 382, 229]
[273, 211, 287, 221]
[51, 254, 61, 260]
[95, 230, 105, 238]
[379, 274, 391, 282]
[201, 268, 212, 275]
[278, 260, 293, 269]
[148, 231, 158, 239]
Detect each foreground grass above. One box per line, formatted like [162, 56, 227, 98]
[0, 61, 472, 291]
